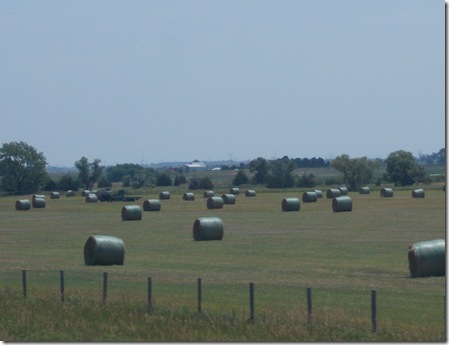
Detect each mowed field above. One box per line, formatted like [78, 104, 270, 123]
[0, 185, 446, 340]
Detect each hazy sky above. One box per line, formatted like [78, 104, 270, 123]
[0, 0, 444, 167]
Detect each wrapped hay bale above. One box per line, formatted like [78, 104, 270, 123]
[143, 199, 161, 211]
[159, 191, 170, 200]
[50, 191, 60, 199]
[302, 191, 318, 203]
[16, 199, 31, 211]
[221, 194, 236, 205]
[332, 196, 352, 212]
[65, 190, 75, 197]
[85, 193, 98, 203]
[314, 190, 323, 198]
[207, 196, 224, 209]
[193, 217, 223, 241]
[84, 235, 125, 266]
[229, 187, 240, 195]
[339, 187, 349, 195]
[282, 198, 300, 212]
[203, 190, 214, 198]
[33, 194, 45, 199]
[408, 239, 445, 278]
[245, 190, 256, 197]
[359, 186, 370, 194]
[326, 189, 341, 199]
[122, 205, 142, 221]
[32, 197, 46, 208]
[412, 189, 425, 198]
[81, 190, 90, 197]
[380, 188, 393, 197]
[183, 192, 195, 201]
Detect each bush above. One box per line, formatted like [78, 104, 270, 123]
[232, 171, 249, 186]
[156, 172, 172, 186]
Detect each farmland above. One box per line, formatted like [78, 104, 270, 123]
[0, 181, 446, 341]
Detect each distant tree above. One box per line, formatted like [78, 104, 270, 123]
[331, 155, 378, 191]
[156, 172, 172, 186]
[188, 177, 199, 190]
[385, 150, 424, 186]
[0, 141, 47, 194]
[174, 174, 186, 186]
[232, 170, 249, 186]
[97, 175, 112, 188]
[249, 157, 269, 185]
[42, 173, 57, 191]
[297, 173, 316, 188]
[75, 157, 104, 190]
[265, 158, 295, 188]
[199, 176, 214, 190]
[106, 163, 146, 183]
[57, 174, 80, 191]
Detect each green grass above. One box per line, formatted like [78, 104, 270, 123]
[0, 186, 446, 341]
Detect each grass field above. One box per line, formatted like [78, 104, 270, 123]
[0, 184, 446, 341]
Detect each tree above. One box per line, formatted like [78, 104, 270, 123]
[232, 170, 249, 186]
[265, 158, 295, 188]
[385, 150, 423, 186]
[199, 176, 214, 190]
[0, 141, 47, 194]
[156, 172, 172, 186]
[57, 174, 80, 191]
[331, 155, 378, 191]
[174, 174, 186, 186]
[249, 157, 269, 184]
[75, 157, 104, 190]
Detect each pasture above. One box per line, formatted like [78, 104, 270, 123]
[0, 186, 445, 341]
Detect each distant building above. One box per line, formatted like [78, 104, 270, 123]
[184, 160, 207, 171]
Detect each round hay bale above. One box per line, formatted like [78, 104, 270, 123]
[359, 186, 370, 194]
[339, 187, 348, 195]
[412, 189, 425, 198]
[183, 192, 195, 201]
[65, 190, 76, 197]
[332, 196, 352, 212]
[408, 239, 445, 278]
[302, 191, 318, 203]
[207, 196, 224, 209]
[32, 197, 46, 208]
[50, 191, 60, 199]
[326, 188, 341, 199]
[203, 190, 214, 198]
[282, 198, 300, 212]
[221, 194, 236, 205]
[159, 191, 170, 200]
[380, 187, 394, 197]
[143, 199, 161, 211]
[81, 190, 90, 197]
[84, 235, 125, 266]
[121, 205, 142, 221]
[229, 187, 240, 195]
[314, 190, 323, 198]
[245, 190, 256, 197]
[193, 217, 223, 241]
[15, 199, 31, 211]
[85, 193, 98, 203]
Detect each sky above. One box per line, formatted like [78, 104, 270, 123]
[0, 0, 445, 167]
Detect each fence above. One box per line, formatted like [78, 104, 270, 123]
[18, 269, 379, 332]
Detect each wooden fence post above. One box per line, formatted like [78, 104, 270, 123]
[147, 277, 152, 312]
[249, 282, 255, 322]
[22, 270, 27, 299]
[371, 289, 377, 332]
[197, 278, 202, 313]
[60, 270, 65, 303]
[307, 287, 312, 323]
[102, 272, 108, 305]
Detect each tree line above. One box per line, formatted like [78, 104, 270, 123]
[0, 141, 444, 195]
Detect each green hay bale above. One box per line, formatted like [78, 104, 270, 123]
[408, 239, 445, 278]
[314, 190, 323, 198]
[32, 197, 46, 208]
[282, 198, 300, 212]
[143, 199, 161, 211]
[326, 188, 341, 199]
[33, 194, 45, 199]
[84, 235, 125, 266]
[15, 199, 31, 211]
[121, 205, 142, 221]
[359, 186, 370, 194]
[221, 194, 236, 205]
[332, 196, 352, 212]
[193, 217, 224, 241]
[302, 191, 318, 203]
[380, 187, 394, 197]
[339, 187, 349, 195]
[183, 192, 195, 201]
[245, 190, 256, 197]
[50, 191, 60, 199]
[85, 193, 98, 203]
[159, 191, 170, 200]
[65, 190, 76, 197]
[229, 187, 240, 195]
[203, 190, 214, 198]
[207, 197, 224, 209]
[412, 189, 425, 198]
[81, 190, 90, 197]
